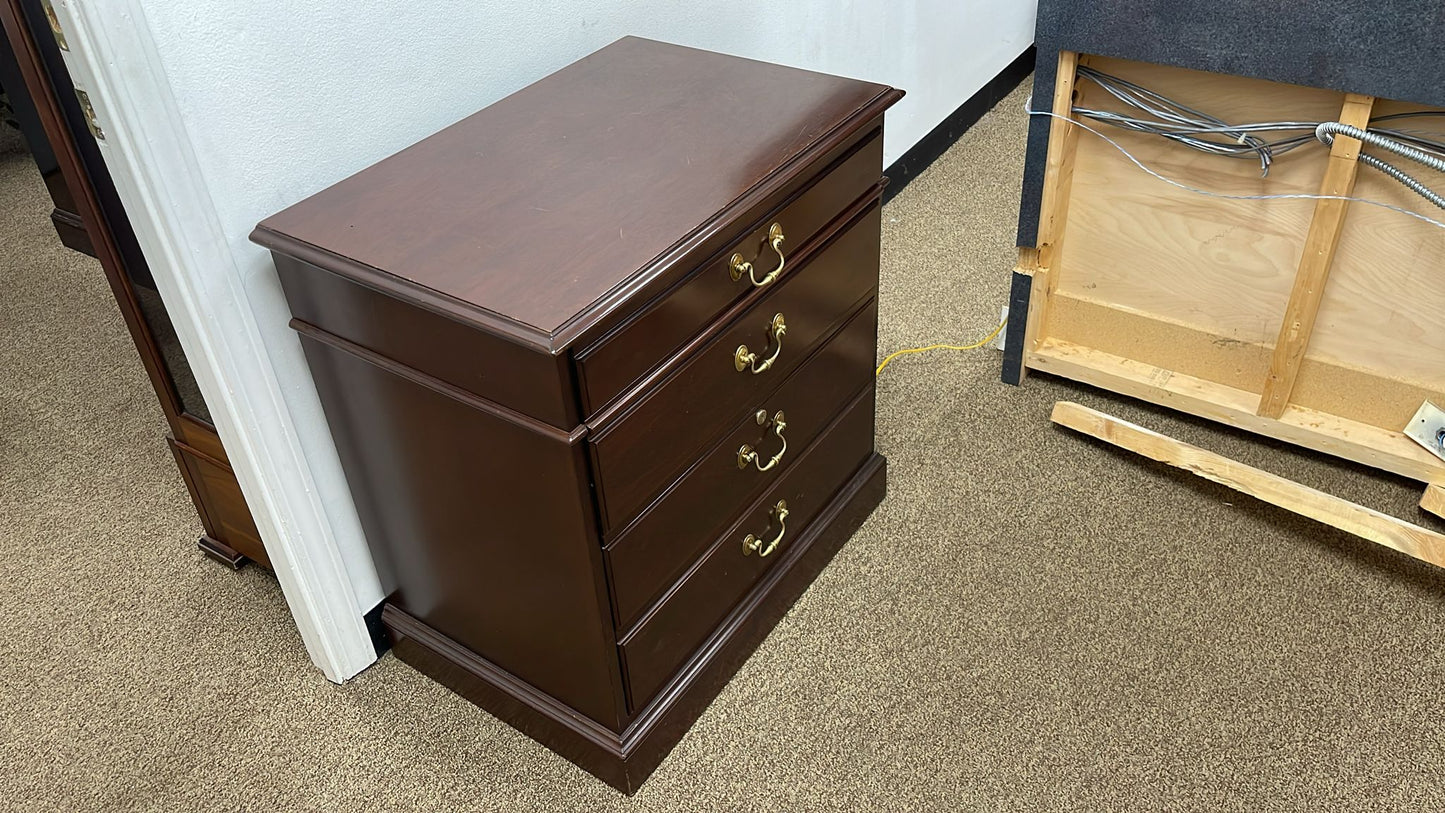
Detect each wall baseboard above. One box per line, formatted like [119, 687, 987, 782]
[883, 46, 1036, 203]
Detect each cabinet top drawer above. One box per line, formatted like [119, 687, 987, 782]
[574, 129, 883, 417]
[252, 36, 902, 355]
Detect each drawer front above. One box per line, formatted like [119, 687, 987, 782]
[619, 385, 877, 709]
[605, 297, 877, 630]
[590, 202, 881, 531]
[576, 130, 884, 416]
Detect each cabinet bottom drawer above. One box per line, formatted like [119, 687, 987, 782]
[618, 384, 877, 709]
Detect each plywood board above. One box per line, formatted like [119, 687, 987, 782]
[1055, 56, 1344, 356]
[1298, 98, 1445, 427]
[1024, 54, 1445, 483]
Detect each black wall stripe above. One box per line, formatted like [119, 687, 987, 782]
[882, 46, 1036, 203]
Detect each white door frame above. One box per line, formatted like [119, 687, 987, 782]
[48, 0, 380, 682]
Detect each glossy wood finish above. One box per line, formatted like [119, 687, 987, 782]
[253, 36, 901, 352]
[590, 203, 881, 531]
[0, 30, 87, 253]
[620, 385, 877, 708]
[1, 0, 265, 569]
[576, 130, 884, 415]
[274, 252, 583, 429]
[386, 452, 887, 793]
[294, 322, 624, 727]
[164, 414, 267, 567]
[259, 37, 900, 793]
[605, 298, 878, 630]
[168, 432, 267, 568]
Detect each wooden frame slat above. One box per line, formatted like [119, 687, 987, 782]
[1258, 93, 1376, 418]
[1424, 485, 1445, 521]
[1030, 338, 1445, 485]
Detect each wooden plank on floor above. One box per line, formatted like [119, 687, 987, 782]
[1423, 485, 1445, 521]
[1029, 338, 1445, 486]
[1258, 93, 1376, 419]
[1051, 401, 1445, 569]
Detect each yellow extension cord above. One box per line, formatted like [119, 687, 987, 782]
[875, 319, 1008, 377]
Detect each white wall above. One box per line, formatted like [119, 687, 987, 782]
[147, 2, 1037, 209]
[128, 0, 1035, 668]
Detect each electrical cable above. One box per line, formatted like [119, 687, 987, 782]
[1074, 66, 1320, 174]
[1026, 107, 1445, 232]
[876, 82, 1445, 382]
[1356, 153, 1445, 210]
[1073, 66, 1445, 200]
[1317, 121, 1445, 171]
[1316, 121, 1445, 209]
[875, 318, 1007, 377]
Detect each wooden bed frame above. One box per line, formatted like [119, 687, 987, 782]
[1015, 52, 1445, 496]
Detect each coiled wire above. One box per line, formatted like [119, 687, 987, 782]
[1316, 122, 1445, 210]
[1073, 67, 1445, 210]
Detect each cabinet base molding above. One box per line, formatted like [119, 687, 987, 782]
[167, 431, 270, 569]
[196, 535, 249, 570]
[385, 454, 886, 794]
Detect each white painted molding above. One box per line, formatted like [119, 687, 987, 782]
[50, 0, 381, 681]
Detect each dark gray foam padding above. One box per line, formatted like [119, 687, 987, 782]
[1015, 55, 1059, 248]
[1000, 270, 1033, 385]
[1017, 0, 1445, 246]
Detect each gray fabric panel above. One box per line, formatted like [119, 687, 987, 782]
[1000, 270, 1034, 385]
[1015, 53, 1057, 248]
[1037, 0, 1445, 108]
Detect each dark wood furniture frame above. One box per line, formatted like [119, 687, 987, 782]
[0, 0, 267, 568]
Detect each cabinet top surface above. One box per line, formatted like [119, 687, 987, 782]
[253, 36, 896, 348]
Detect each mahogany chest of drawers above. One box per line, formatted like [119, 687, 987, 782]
[252, 37, 902, 792]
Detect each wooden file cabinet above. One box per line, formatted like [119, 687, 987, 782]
[252, 37, 902, 792]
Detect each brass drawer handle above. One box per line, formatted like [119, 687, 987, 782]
[729, 223, 786, 287]
[742, 500, 789, 557]
[737, 410, 787, 471]
[734, 313, 786, 374]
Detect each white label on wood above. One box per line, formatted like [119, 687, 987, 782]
[1405, 401, 1445, 463]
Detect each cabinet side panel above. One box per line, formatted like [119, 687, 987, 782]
[276, 254, 578, 429]
[297, 333, 621, 728]
[168, 438, 270, 568]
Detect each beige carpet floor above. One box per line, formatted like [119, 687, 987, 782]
[3, 84, 1444, 812]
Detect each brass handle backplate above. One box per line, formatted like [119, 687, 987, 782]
[734, 313, 787, 374]
[730, 223, 786, 287]
[742, 500, 789, 557]
[737, 410, 787, 471]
